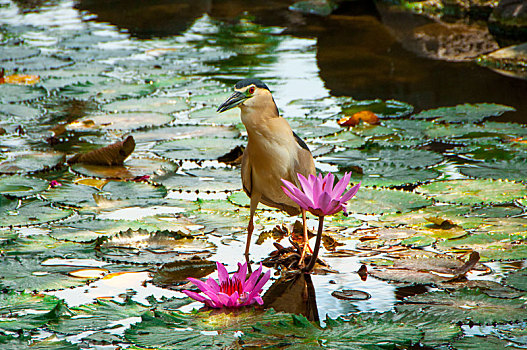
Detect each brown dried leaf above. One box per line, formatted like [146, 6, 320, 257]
[67, 136, 135, 166]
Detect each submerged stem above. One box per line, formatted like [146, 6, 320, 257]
[303, 215, 324, 273]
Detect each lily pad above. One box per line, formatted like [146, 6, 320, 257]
[346, 188, 432, 215]
[102, 96, 190, 114]
[0, 199, 74, 228]
[70, 112, 173, 131]
[153, 137, 244, 161]
[452, 335, 524, 350]
[459, 158, 527, 182]
[0, 335, 80, 350]
[340, 99, 414, 119]
[49, 219, 136, 242]
[0, 84, 46, 103]
[416, 179, 527, 205]
[0, 46, 40, 61]
[156, 166, 241, 192]
[2, 55, 73, 72]
[241, 312, 423, 349]
[97, 229, 215, 265]
[503, 268, 527, 291]
[152, 259, 216, 287]
[61, 80, 156, 102]
[50, 299, 149, 335]
[71, 157, 179, 180]
[0, 150, 65, 174]
[133, 124, 241, 144]
[397, 288, 527, 325]
[0, 175, 48, 197]
[412, 103, 515, 123]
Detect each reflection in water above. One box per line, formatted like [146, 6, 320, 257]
[263, 272, 319, 322]
[394, 284, 429, 301]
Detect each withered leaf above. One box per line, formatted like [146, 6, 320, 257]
[67, 135, 135, 166]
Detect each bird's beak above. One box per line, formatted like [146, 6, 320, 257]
[217, 91, 248, 113]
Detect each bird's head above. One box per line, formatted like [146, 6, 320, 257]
[217, 78, 276, 114]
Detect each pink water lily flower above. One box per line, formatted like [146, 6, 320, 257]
[182, 262, 270, 309]
[49, 180, 61, 188]
[281, 172, 360, 217]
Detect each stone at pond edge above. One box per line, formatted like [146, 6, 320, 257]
[477, 42, 527, 79]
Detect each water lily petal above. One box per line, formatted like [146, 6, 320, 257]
[216, 292, 233, 307]
[202, 289, 225, 308]
[228, 291, 240, 307]
[317, 191, 333, 214]
[244, 263, 263, 292]
[188, 277, 214, 294]
[253, 295, 264, 305]
[297, 173, 314, 199]
[281, 185, 313, 210]
[216, 261, 229, 284]
[233, 262, 247, 284]
[181, 290, 208, 303]
[331, 172, 351, 198]
[340, 182, 361, 202]
[253, 269, 271, 293]
[206, 277, 220, 292]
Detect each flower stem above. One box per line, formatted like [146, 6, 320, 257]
[303, 215, 324, 273]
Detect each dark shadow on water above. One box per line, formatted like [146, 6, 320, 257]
[263, 272, 319, 322]
[76, 0, 527, 121]
[394, 284, 430, 301]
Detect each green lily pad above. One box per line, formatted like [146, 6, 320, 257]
[133, 124, 241, 144]
[0, 175, 48, 198]
[241, 312, 423, 349]
[452, 335, 524, 350]
[97, 229, 215, 265]
[416, 179, 527, 205]
[155, 166, 241, 192]
[323, 147, 442, 187]
[0, 150, 65, 174]
[2, 55, 73, 72]
[0, 199, 74, 228]
[49, 219, 136, 242]
[401, 235, 436, 247]
[70, 112, 173, 131]
[0, 294, 69, 331]
[70, 157, 179, 180]
[288, 118, 341, 139]
[0, 335, 80, 350]
[382, 119, 434, 140]
[424, 122, 527, 140]
[0, 85, 46, 103]
[43, 180, 167, 210]
[50, 299, 149, 335]
[412, 103, 515, 123]
[191, 200, 249, 235]
[0, 46, 40, 61]
[503, 268, 527, 291]
[340, 99, 414, 119]
[459, 158, 527, 182]
[0, 103, 43, 120]
[346, 188, 432, 215]
[61, 79, 156, 102]
[153, 137, 244, 161]
[102, 96, 190, 114]
[314, 131, 365, 148]
[397, 288, 527, 325]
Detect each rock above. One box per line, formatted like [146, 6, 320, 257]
[289, 0, 337, 16]
[477, 42, 527, 79]
[489, 0, 527, 43]
[400, 21, 499, 61]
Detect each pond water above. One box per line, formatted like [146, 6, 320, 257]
[1, 0, 527, 349]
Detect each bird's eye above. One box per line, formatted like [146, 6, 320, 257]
[248, 86, 255, 94]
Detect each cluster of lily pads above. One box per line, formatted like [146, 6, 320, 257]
[1, 0, 527, 349]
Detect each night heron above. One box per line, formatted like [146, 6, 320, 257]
[217, 78, 316, 262]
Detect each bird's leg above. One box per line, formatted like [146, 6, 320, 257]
[245, 193, 261, 259]
[298, 208, 309, 267]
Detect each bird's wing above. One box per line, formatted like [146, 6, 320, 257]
[241, 145, 252, 197]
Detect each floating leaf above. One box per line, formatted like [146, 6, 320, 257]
[416, 179, 527, 205]
[71, 156, 178, 180]
[0, 294, 69, 331]
[0, 150, 64, 174]
[69, 112, 172, 131]
[102, 96, 189, 114]
[452, 335, 524, 350]
[42, 182, 100, 207]
[241, 312, 423, 349]
[397, 288, 527, 325]
[49, 219, 135, 242]
[133, 124, 241, 144]
[152, 259, 216, 288]
[0, 175, 48, 198]
[340, 99, 413, 119]
[0, 199, 73, 228]
[1, 55, 73, 72]
[1, 73, 40, 85]
[503, 268, 527, 291]
[459, 158, 527, 182]
[50, 299, 149, 335]
[61, 79, 156, 102]
[346, 188, 432, 215]
[0, 46, 40, 61]
[97, 229, 215, 265]
[412, 103, 515, 123]
[153, 137, 244, 161]
[0, 335, 80, 350]
[331, 289, 371, 300]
